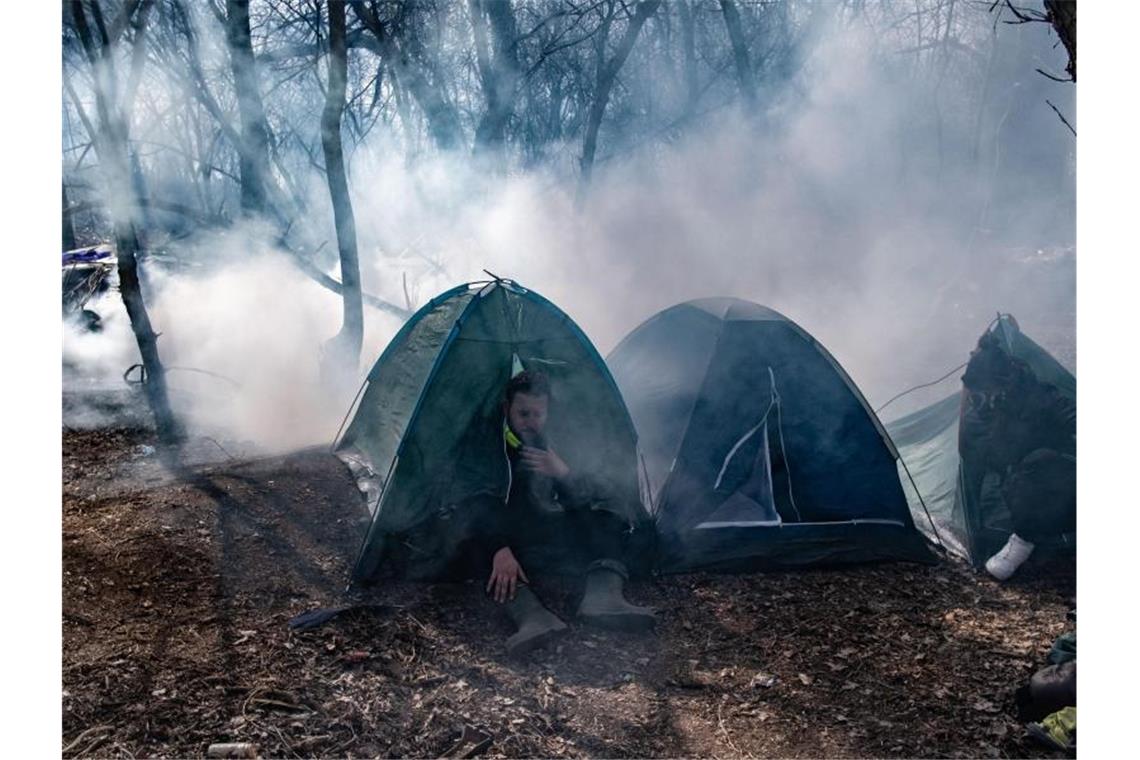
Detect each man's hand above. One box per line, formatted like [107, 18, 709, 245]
[519, 446, 571, 479]
[486, 546, 529, 603]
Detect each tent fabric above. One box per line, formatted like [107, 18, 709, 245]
[886, 315, 1076, 566]
[888, 391, 972, 558]
[607, 298, 932, 573]
[336, 281, 651, 583]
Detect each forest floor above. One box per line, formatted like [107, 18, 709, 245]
[63, 425, 1075, 759]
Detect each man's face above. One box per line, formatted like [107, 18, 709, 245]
[506, 391, 549, 445]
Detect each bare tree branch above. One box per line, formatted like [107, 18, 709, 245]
[1045, 99, 1076, 137]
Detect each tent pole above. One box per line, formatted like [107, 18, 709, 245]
[898, 454, 947, 552]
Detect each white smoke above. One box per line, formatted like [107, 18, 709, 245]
[63, 12, 1074, 447]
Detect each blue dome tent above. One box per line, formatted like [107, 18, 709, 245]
[607, 298, 933, 572]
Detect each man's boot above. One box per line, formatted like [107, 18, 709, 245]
[576, 559, 656, 632]
[985, 532, 1035, 581]
[503, 585, 568, 656]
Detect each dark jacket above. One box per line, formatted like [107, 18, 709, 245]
[960, 375, 1076, 474]
[478, 430, 597, 553]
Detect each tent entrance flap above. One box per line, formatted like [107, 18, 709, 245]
[699, 418, 781, 529]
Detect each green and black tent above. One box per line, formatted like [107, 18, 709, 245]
[335, 280, 652, 584]
[606, 298, 933, 573]
[885, 315, 1076, 566]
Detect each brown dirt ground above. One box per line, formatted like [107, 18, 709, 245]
[63, 426, 1075, 759]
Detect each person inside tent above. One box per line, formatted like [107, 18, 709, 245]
[468, 370, 655, 655]
[959, 333, 1076, 581]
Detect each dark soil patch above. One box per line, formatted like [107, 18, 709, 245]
[63, 426, 1074, 758]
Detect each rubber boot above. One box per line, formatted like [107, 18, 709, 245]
[503, 585, 568, 656]
[576, 559, 656, 632]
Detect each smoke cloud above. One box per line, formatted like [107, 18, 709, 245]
[64, 10, 1075, 448]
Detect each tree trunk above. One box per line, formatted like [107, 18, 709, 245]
[70, 0, 183, 444]
[719, 0, 757, 111]
[678, 0, 699, 117]
[321, 0, 363, 372]
[469, 0, 522, 158]
[348, 0, 465, 151]
[1044, 0, 1075, 82]
[577, 0, 663, 200]
[546, 74, 564, 143]
[63, 183, 77, 251]
[401, 58, 465, 151]
[225, 0, 272, 217]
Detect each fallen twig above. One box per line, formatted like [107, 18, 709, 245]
[443, 724, 493, 758]
[63, 724, 113, 755]
[206, 743, 258, 759]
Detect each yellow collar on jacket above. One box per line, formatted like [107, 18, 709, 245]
[504, 420, 523, 451]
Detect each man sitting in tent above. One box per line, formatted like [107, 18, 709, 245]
[470, 370, 655, 655]
[960, 333, 1076, 581]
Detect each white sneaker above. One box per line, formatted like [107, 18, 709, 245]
[985, 533, 1035, 580]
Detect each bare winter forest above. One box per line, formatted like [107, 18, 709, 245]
[59, 1, 1078, 757]
[62, 0, 1076, 448]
